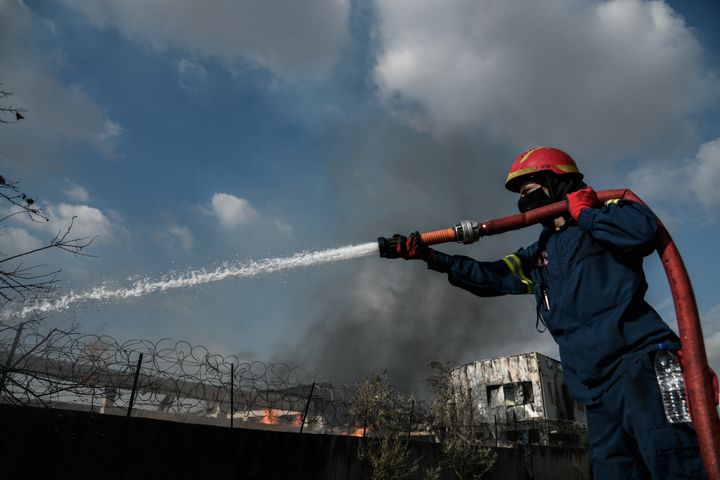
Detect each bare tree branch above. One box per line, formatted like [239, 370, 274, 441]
[0, 85, 27, 124]
[0, 173, 97, 308]
[0, 218, 96, 265]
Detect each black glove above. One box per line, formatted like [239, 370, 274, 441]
[382, 231, 434, 261]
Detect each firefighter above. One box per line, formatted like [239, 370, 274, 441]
[385, 146, 708, 479]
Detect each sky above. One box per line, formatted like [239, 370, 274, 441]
[1, 0, 720, 394]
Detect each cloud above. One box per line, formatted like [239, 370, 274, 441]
[0, 195, 116, 244]
[0, 227, 43, 255]
[693, 138, 720, 210]
[627, 136, 720, 214]
[701, 304, 720, 378]
[44, 203, 115, 242]
[205, 194, 293, 236]
[273, 218, 293, 236]
[0, 0, 122, 171]
[95, 119, 124, 158]
[165, 225, 194, 251]
[211, 193, 259, 228]
[0, 203, 117, 286]
[63, 181, 90, 202]
[372, 0, 718, 160]
[177, 59, 207, 92]
[60, 0, 351, 78]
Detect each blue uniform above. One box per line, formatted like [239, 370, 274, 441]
[426, 199, 705, 478]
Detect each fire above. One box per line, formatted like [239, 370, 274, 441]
[349, 427, 366, 437]
[292, 414, 303, 427]
[259, 408, 280, 425]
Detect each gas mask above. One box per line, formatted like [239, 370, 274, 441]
[518, 187, 552, 213]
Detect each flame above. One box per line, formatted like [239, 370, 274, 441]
[349, 427, 365, 437]
[250, 408, 304, 429]
[260, 408, 280, 425]
[293, 414, 303, 427]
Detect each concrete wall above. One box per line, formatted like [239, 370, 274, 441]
[0, 405, 589, 479]
[455, 352, 586, 425]
[455, 352, 546, 423]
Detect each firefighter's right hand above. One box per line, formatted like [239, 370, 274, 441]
[566, 186, 599, 221]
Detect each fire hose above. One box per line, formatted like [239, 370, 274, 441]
[378, 188, 720, 478]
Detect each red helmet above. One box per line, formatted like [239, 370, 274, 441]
[505, 146, 582, 192]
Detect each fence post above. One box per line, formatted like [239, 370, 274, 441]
[407, 400, 415, 442]
[299, 382, 316, 434]
[0, 323, 24, 396]
[126, 353, 144, 419]
[230, 363, 234, 428]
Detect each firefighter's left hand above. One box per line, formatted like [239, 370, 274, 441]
[566, 186, 600, 221]
[381, 232, 434, 260]
[676, 350, 719, 406]
[403, 232, 434, 261]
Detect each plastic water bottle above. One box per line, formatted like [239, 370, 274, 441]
[654, 347, 691, 423]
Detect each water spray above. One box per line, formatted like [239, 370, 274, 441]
[3, 242, 379, 321]
[379, 188, 720, 477]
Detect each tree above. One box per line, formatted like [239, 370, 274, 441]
[0, 175, 94, 309]
[0, 86, 93, 309]
[350, 372, 419, 480]
[426, 361, 497, 480]
[0, 84, 94, 404]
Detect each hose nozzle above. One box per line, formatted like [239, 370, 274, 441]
[378, 220, 481, 257]
[377, 235, 403, 258]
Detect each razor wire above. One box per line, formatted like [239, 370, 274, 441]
[0, 321, 361, 432]
[0, 322, 584, 445]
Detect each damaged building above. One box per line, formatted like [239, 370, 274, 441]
[452, 352, 587, 448]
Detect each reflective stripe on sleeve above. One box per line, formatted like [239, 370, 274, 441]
[502, 254, 534, 293]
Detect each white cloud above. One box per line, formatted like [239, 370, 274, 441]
[63, 181, 90, 202]
[0, 192, 120, 251]
[0, 202, 119, 266]
[373, 0, 718, 159]
[0, 197, 117, 244]
[94, 118, 124, 158]
[701, 304, 720, 378]
[177, 59, 207, 91]
[693, 138, 720, 209]
[273, 218, 293, 236]
[61, 0, 351, 78]
[0, 227, 43, 255]
[627, 136, 720, 213]
[211, 193, 258, 228]
[0, 0, 122, 170]
[46, 203, 114, 241]
[166, 225, 194, 251]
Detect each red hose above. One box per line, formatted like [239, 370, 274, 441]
[422, 189, 720, 477]
[420, 228, 457, 245]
